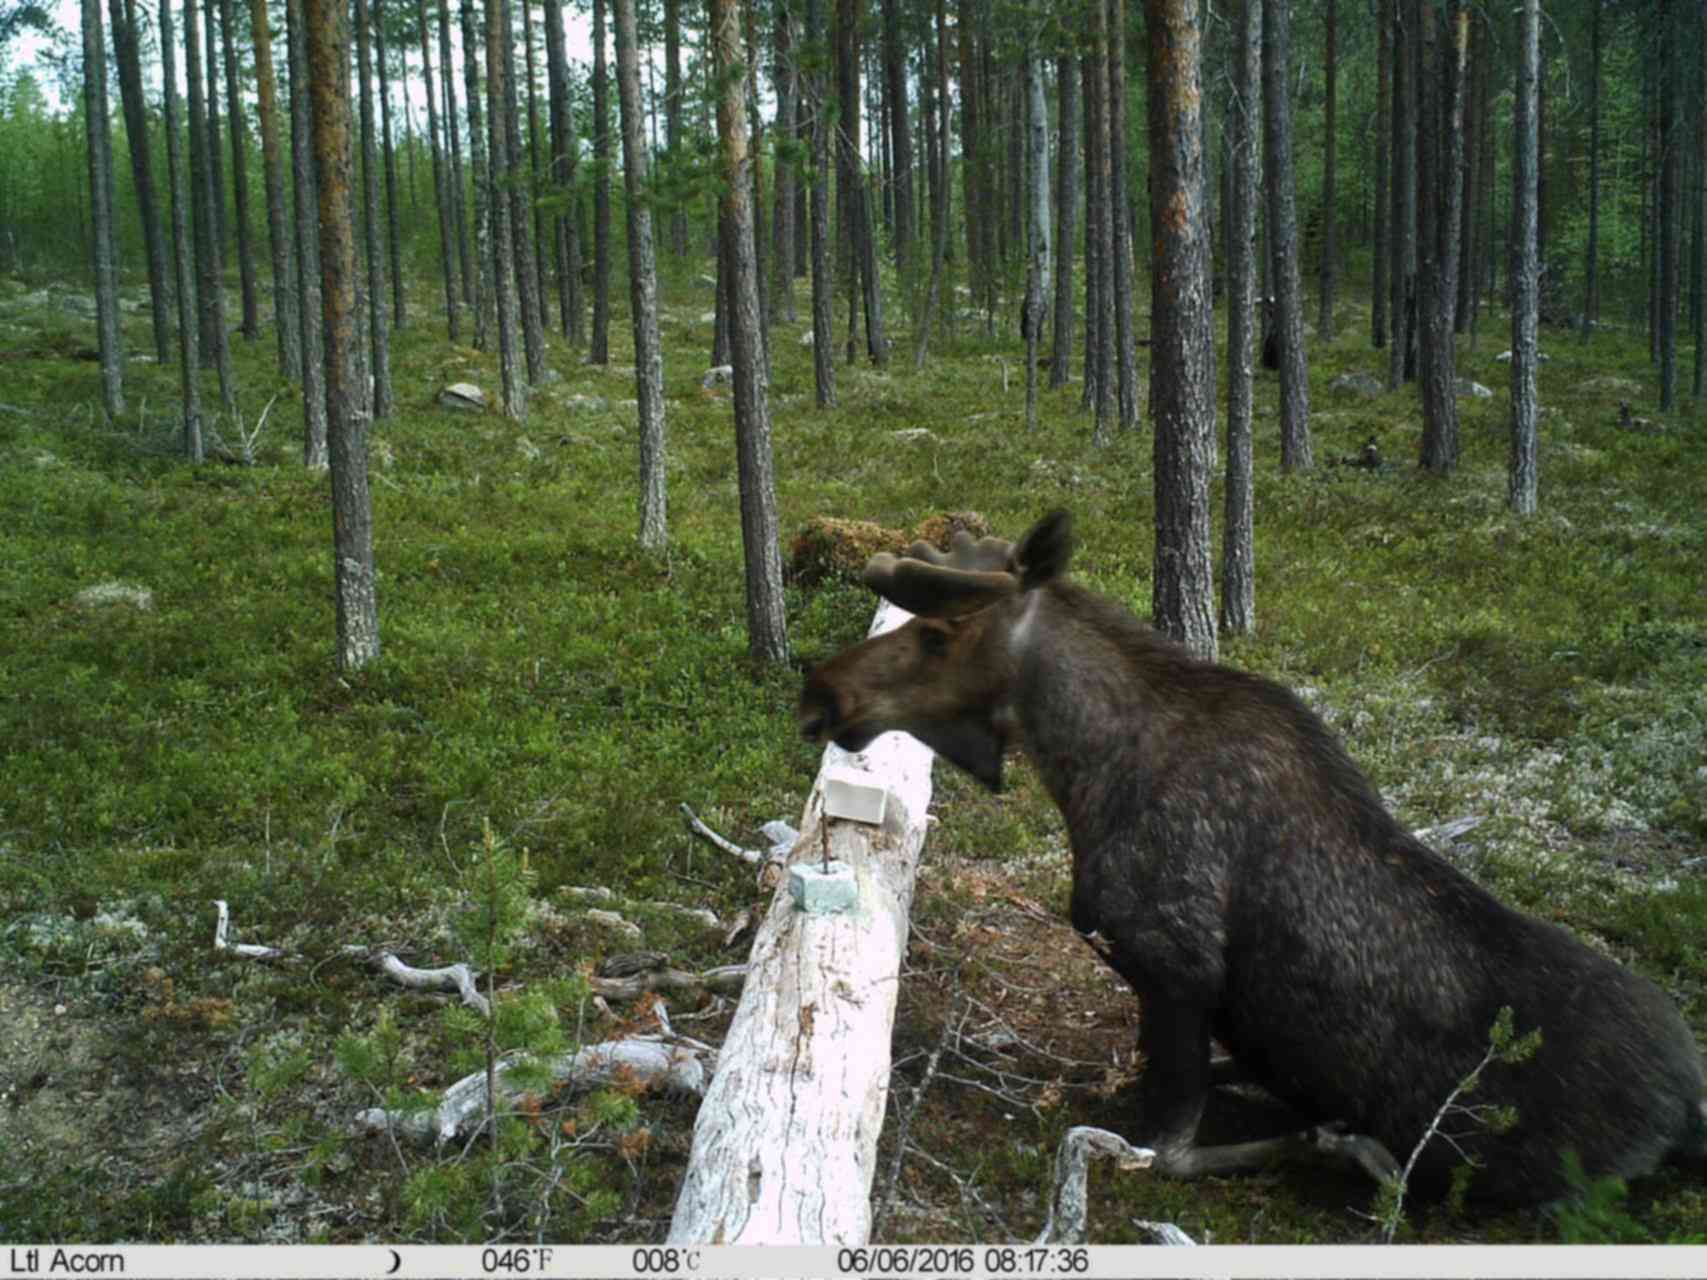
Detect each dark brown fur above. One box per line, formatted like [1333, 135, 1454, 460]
[801, 511, 1707, 1205]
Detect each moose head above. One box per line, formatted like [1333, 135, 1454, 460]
[798, 510, 1075, 791]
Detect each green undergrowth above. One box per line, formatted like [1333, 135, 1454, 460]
[0, 273, 1703, 1244]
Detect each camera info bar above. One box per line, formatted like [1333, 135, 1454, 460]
[4, 1244, 1703, 1279]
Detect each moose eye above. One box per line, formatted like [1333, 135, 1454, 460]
[918, 624, 951, 657]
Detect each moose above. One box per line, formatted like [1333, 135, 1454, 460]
[799, 510, 1707, 1205]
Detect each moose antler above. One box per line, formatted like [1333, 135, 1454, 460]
[862, 529, 1020, 618]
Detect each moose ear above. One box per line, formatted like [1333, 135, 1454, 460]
[1014, 510, 1073, 591]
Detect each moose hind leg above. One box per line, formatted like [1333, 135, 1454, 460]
[1136, 998, 1401, 1186]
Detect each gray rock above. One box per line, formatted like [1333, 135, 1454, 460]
[1329, 372, 1384, 398]
[437, 382, 486, 412]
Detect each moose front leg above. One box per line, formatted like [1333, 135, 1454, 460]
[1135, 997, 1401, 1186]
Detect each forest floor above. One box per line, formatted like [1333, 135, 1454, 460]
[0, 267, 1704, 1247]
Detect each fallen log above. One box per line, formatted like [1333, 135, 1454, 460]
[667, 599, 934, 1245]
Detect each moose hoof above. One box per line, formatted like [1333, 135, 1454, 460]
[1307, 1122, 1403, 1185]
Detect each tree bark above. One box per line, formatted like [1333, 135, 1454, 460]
[461, 0, 495, 349]
[1317, 0, 1336, 338]
[1387, 0, 1411, 388]
[1050, 50, 1077, 391]
[1083, 13, 1113, 442]
[160, 0, 201, 460]
[1418, 0, 1465, 473]
[285, 0, 326, 466]
[250, 0, 301, 376]
[498, 0, 545, 384]
[806, 0, 835, 405]
[770, 0, 798, 324]
[1148, 0, 1216, 661]
[375, 6, 405, 330]
[81, 0, 123, 418]
[1372, 0, 1389, 349]
[712, 0, 788, 663]
[879, 0, 911, 276]
[109, 0, 171, 365]
[355, 0, 393, 419]
[612, 0, 667, 551]
[1222, 0, 1258, 637]
[1693, 1, 1705, 398]
[218, 0, 257, 342]
[1583, 0, 1601, 334]
[543, 0, 579, 340]
[186, 0, 236, 419]
[1022, 24, 1049, 433]
[440, 0, 474, 317]
[305, 0, 381, 669]
[418, 0, 461, 339]
[590, 0, 612, 363]
[484, 0, 524, 417]
[1106, 0, 1137, 431]
[1508, 0, 1539, 515]
[910, 0, 950, 373]
[668, 601, 931, 1243]
[1263, 0, 1311, 470]
[1659, 0, 1682, 411]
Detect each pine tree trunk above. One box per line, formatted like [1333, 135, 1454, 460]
[1146, 0, 1216, 661]
[1584, 0, 1601, 333]
[590, 0, 612, 363]
[1022, 21, 1049, 432]
[1222, 0, 1258, 637]
[202, 0, 228, 305]
[81, 0, 124, 418]
[523, 0, 547, 314]
[250, 0, 301, 377]
[219, 0, 257, 342]
[1372, 0, 1388, 349]
[186, 0, 237, 419]
[376, 10, 405, 330]
[665, 0, 687, 257]
[440, 0, 474, 315]
[1659, 0, 1682, 411]
[461, 0, 495, 349]
[499, 0, 545, 384]
[1083, 14, 1114, 441]
[1693, 1, 1706, 398]
[609, 0, 667, 552]
[1387, 0, 1410, 387]
[1050, 52, 1077, 390]
[1263, 0, 1311, 471]
[286, 0, 327, 466]
[109, 0, 172, 365]
[910, 0, 950, 374]
[1106, 0, 1136, 430]
[543, 0, 578, 340]
[806, 0, 835, 405]
[355, 0, 392, 418]
[160, 0, 202, 460]
[1419, 0, 1466, 473]
[1509, 0, 1539, 514]
[305, 0, 381, 670]
[484, 0, 524, 417]
[418, 0, 461, 339]
[305, 0, 378, 672]
[1317, 0, 1337, 338]
[770, 1, 798, 324]
[879, 0, 911, 276]
[712, 0, 788, 663]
